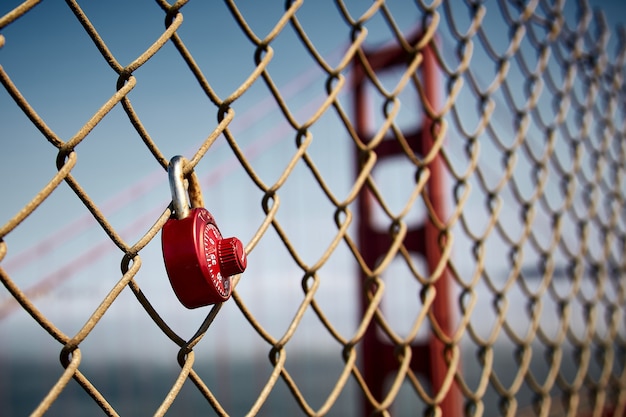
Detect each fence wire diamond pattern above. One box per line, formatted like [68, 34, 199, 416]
[1, 1, 626, 416]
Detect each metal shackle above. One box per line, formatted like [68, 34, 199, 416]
[168, 155, 191, 220]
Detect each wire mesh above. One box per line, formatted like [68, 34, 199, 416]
[1, 1, 626, 416]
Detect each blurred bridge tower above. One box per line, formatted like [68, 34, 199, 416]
[352, 31, 461, 416]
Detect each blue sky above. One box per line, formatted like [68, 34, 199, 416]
[1, 0, 626, 367]
[0, 1, 428, 363]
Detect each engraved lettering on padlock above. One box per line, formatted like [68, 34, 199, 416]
[161, 156, 247, 309]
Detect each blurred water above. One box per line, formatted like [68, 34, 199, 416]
[1, 355, 360, 417]
[0, 342, 596, 416]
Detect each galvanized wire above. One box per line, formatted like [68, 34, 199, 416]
[1, 0, 625, 416]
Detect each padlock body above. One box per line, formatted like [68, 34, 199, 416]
[161, 207, 231, 308]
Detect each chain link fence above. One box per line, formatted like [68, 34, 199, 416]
[1, 0, 626, 416]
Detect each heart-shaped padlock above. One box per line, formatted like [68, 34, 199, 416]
[161, 155, 247, 308]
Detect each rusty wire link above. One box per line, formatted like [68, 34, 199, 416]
[1, 0, 626, 416]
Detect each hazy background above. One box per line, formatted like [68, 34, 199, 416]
[1, 1, 625, 416]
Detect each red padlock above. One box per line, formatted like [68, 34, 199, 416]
[161, 156, 247, 308]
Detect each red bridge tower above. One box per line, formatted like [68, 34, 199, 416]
[352, 31, 461, 416]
